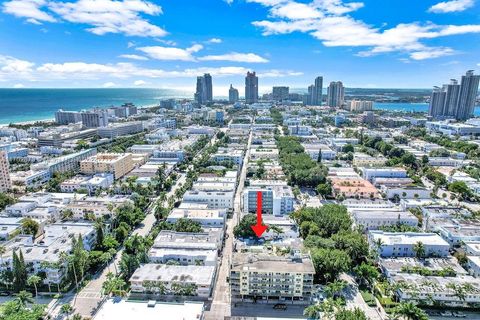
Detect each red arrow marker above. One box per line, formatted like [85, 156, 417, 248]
[251, 191, 268, 237]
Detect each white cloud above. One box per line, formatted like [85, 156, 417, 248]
[198, 52, 269, 63]
[271, 2, 322, 20]
[2, 0, 167, 37]
[119, 54, 149, 61]
[0, 55, 35, 80]
[428, 0, 474, 13]
[207, 38, 223, 44]
[0, 55, 302, 84]
[127, 41, 136, 48]
[102, 82, 116, 88]
[13, 83, 25, 88]
[49, 0, 167, 37]
[409, 47, 456, 60]
[134, 80, 147, 86]
[137, 44, 203, 61]
[248, 0, 480, 60]
[2, 0, 56, 24]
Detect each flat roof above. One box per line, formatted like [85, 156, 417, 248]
[130, 264, 215, 285]
[94, 299, 204, 320]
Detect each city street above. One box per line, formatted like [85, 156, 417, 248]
[205, 130, 252, 320]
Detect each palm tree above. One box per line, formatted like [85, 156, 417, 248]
[354, 262, 379, 290]
[15, 290, 34, 307]
[60, 304, 74, 319]
[27, 275, 41, 297]
[303, 304, 322, 319]
[446, 282, 467, 304]
[392, 302, 428, 320]
[71, 314, 83, 320]
[324, 280, 347, 299]
[413, 241, 426, 259]
[102, 272, 126, 296]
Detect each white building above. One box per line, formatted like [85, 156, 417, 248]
[130, 264, 216, 298]
[368, 231, 450, 258]
[182, 190, 234, 210]
[166, 207, 226, 228]
[352, 209, 419, 231]
[363, 168, 408, 182]
[242, 185, 294, 216]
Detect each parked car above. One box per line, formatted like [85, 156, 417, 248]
[441, 311, 453, 317]
[453, 311, 466, 318]
[0, 292, 10, 296]
[273, 303, 287, 310]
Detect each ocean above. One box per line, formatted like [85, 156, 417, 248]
[0, 88, 479, 125]
[0, 88, 192, 125]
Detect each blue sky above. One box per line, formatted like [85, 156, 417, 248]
[0, 0, 479, 94]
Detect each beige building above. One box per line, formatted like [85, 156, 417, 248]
[230, 248, 315, 304]
[80, 153, 134, 179]
[0, 151, 11, 192]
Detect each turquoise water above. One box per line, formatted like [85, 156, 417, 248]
[0, 89, 479, 125]
[0, 88, 191, 125]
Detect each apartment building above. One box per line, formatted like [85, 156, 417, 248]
[242, 184, 294, 216]
[353, 152, 386, 167]
[362, 167, 408, 183]
[352, 209, 419, 231]
[0, 151, 11, 192]
[166, 207, 227, 228]
[130, 264, 216, 298]
[32, 148, 97, 174]
[211, 148, 244, 166]
[182, 190, 234, 210]
[230, 249, 315, 304]
[80, 153, 134, 179]
[368, 231, 450, 258]
[97, 121, 144, 138]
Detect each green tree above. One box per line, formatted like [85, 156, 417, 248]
[413, 241, 426, 259]
[15, 290, 34, 308]
[392, 302, 428, 320]
[353, 262, 379, 289]
[342, 144, 354, 153]
[21, 218, 39, 237]
[174, 218, 202, 233]
[311, 248, 351, 283]
[12, 250, 27, 292]
[103, 272, 126, 296]
[0, 193, 16, 211]
[61, 304, 74, 318]
[335, 307, 368, 320]
[27, 275, 41, 296]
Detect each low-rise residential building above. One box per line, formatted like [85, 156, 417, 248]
[389, 273, 480, 307]
[80, 153, 134, 179]
[382, 187, 431, 200]
[211, 148, 244, 166]
[368, 231, 450, 258]
[166, 207, 226, 228]
[182, 190, 234, 210]
[97, 121, 144, 138]
[363, 167, 408, 182]
[352, 209, 418, 230]
[230, 248, 315, 304]
[353, 152, 387, 167]
[32, 148, 96, 174]
[130, 264, 216, 298]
